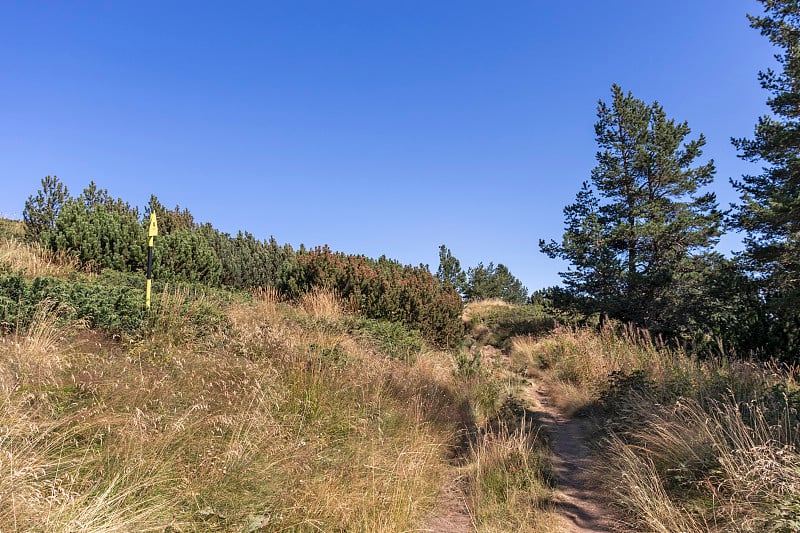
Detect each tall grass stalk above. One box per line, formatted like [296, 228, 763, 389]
[465, 416, 558, 532]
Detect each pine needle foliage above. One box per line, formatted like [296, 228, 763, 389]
[541, 85, 725, 338]
[731, 0, 800, 359]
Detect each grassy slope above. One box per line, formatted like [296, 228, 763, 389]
[10, 215, 796, 532]
[464, 299, 800, 532]
[0, 225, 559, 532]
[2, 290, 459, 531]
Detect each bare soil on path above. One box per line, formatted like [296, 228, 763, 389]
[526, 382, 619, 533]
[420, 475, 472, 533]
[423, 378, 620, 533]
[422, 340, 618, 532]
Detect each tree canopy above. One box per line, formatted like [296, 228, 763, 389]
[464, 262, 528, 304]
[541, 85, 723, 334]
[731, 0, 800, 357]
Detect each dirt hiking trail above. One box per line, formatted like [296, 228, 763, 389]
[421, 476, 472, 533]
[423, 377, 619, 532]
[526, 382, 618, 533]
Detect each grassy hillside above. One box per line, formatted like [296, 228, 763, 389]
[0, 227, 561, 532]
[5, 214, 798, 532]
[459, 298, 800, 532]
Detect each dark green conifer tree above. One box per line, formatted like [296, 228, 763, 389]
[436, 245, 467, 297]
[23, 176, 70, 241]
[145, 195, 195, 235]
[153, 228, 222, 285]
[463, 262, 528, 304]
[731, 1, 800, 357]
[51, 183, 145, 272]
[541, 85, 722, 333]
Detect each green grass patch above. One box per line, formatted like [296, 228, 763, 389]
[356, 318, 423, 362]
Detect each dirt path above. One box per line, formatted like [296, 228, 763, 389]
[526, 383, 617, 532]
[423, 382, 618, 533]
[420, 475, 472, 533]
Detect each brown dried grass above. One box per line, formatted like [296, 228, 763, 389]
[0, 237, 79, 278]
[1, 284, 478, 532]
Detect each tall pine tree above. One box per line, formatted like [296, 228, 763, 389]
[541, 85, 722, 334]
[731, 1, 800, 356]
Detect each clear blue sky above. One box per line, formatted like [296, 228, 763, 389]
[0, 1, 776, 290]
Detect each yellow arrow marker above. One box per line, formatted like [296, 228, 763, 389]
[146, 213, 158, 310]
[148, 212, 159, 243]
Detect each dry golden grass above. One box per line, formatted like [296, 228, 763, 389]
[0, 309, 176, 532]
[464, 417, 559, 532]
[0, 236, 79, 278]
[600, 436, 705, 533]
[138, 284, 230, 357]
[1, 283, 489, 532]
[462, 298, 512, 322]
[1, 299, 85, 389]
[299, 286, 344, 319]
[251, 285, 281, 304]
[510, 323, 706, 410]
[522, 323, 800, 532]
[599, 394, 800, 532]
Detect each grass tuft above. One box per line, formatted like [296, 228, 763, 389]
[465, 415, 559, 532]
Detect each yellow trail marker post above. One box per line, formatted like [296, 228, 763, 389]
[146, 213, 158, 310]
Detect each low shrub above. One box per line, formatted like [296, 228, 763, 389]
[0, 273, 144, 334]
[357, 318, 423, 362]
[284, 246, 463, 348]
[0, 272, 231, 338]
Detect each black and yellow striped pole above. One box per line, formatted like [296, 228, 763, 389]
[146, 213, 158, 310]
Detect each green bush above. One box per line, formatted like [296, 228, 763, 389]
[49, 185, 145, 272]
[0, 273, 144, 334]
[454, 349, 483, 377]
[0, 270, 235, 339]
[145, 195, 195, 235]
[284, 246, 463, 348]
[23, 175, 70, 241]
[17, 181, 461, 348]
[201, 226, 296, 290]
[153, 228, 222, 285]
